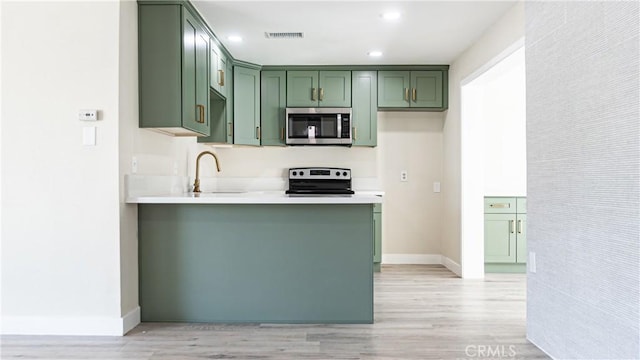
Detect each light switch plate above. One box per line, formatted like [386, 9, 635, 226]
[433, 182, 441, 193]
[529, 252, 536, 273]
[82, 126, 96, 146]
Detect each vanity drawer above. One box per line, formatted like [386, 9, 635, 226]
[484, 197, 517, 213]
[516, 197, 527, 214]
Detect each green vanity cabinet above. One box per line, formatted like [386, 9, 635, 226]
[287, 71, 351, 107]
[484, 197, 527, 273]
[139, 4, 210, 136]
[351, 71, 378, 147]
[233, 66, 261, 146]
[373, 203, 382, 272]
[378, 70, 446, 110]
[260, 71, 287, 146]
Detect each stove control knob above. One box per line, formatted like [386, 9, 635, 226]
[336, 171, 340, 176]
[300, 171, 304, 176]
[292, 171, 297, 176]
[343, 171, 348, 177]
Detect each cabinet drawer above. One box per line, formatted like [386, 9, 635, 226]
[517, 197, 527, 214]
[484, 197, 516, 213]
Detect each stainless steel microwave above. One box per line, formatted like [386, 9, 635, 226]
[285, 108, 352, 145]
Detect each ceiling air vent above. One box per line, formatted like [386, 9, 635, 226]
[265, 32, 304, 39]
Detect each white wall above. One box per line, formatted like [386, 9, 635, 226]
[378, 112, 443, 260]
[480, 47, 526, 196]
[526, 1, 639, 357]
[1, 1, 125, 335]
[442, 2, 524, 266]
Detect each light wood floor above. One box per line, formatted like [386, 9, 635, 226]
[1, 265, 549, 359]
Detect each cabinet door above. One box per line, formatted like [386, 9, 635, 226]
[287, 71, 319, 107]
[516, 214, 527, 263]
[233, 66, 260, 146]
[318, 71, 351, 107]
[410, 71, 443, 108]
[218, 55, 227, 94]
[484, 214, 517, 263]
[225, 61, 234, 143]
[373, 211, 382, 264]
[261, 71, 287, 146]
[182, 10, 209, 135]
[209, 42, 220, 91]
[377, 71, 410, 107]
[351, 71, 377, 146]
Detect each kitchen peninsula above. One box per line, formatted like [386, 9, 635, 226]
[127, 190, 382, 324]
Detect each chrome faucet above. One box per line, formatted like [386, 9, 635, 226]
[193, 151, 221, 193]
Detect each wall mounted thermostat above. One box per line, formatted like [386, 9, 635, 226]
[79, 109, 98, 121]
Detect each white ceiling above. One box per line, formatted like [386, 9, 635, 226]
[191, 1, 518, 66]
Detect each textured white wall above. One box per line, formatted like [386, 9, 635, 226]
[1, 1, 124, 335]
[526, 1, 639, 358]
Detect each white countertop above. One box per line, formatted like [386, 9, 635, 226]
[124, 175, 383, 204]
[126, 191, 383, 204]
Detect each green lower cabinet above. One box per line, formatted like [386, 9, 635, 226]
[233, 66, 260, 146]
[484, 197, 526, 273]
[352, 71, 377, 147]
[260, 71, 287, 146]
[484, 213, 517, 263]
[373, 203, 382, 272]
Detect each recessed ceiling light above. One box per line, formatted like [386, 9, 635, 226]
[382, 12, 401, 21]
[227, 35, 243, 43]
[368, 51, 383, 57]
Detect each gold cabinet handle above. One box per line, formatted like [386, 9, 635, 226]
[256, 126, 261, 140]
[412, 88, 417, 101]
[352, 126, 357, 141]
[280, 127, 285, 140]
[228, 122, 233, 137]
[510, 220, 515, 234]
[319, 88, 324, 101]
[196, 104, 205, 123]
[218, 69, 225, 87]
[404, 88, 409, 101]
[489, 203, 510, 209]
[312, 88, 317, 101]
[517, 220, 523, 234]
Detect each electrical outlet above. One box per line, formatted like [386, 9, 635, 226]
[132, 156, 138, 174]
[529, 251, 536, 273]
[400, 170, 408, 182]
[433, 182, 441, 193]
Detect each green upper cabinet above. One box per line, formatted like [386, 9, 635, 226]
[351, 71, 377, 147]
[260, 71, 287, 146]
[210, 40, 227, 95]
[287, 71, 351, 107]
[378, 70, 447, 110]
[233, 66, 260, 146]
[139, 4, 210, 136]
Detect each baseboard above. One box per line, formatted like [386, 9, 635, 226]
[382, 254, 443, 265]
[1, 307, 141, 336]
[122, 306, 141, 335]
[442, 256, 462, 277]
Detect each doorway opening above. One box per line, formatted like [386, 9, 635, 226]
[461, 39, 526, 278]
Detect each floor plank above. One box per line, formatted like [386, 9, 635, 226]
[1, 265, 548, 359]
